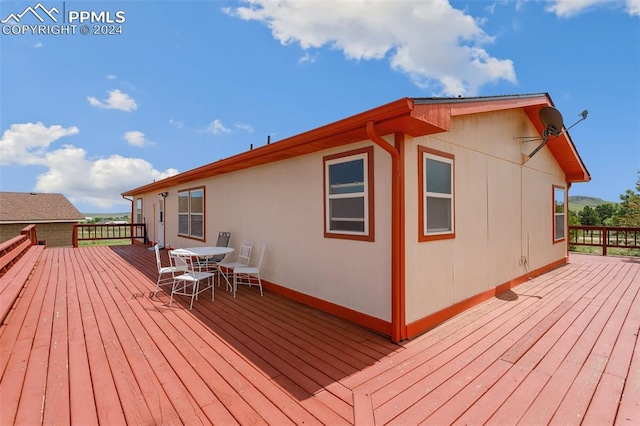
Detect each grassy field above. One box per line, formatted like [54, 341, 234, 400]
[79, 239, 132, 247]
[570, 246, 640, 256]
[568, 195, 616, 212]
[82, 212, 131, 222]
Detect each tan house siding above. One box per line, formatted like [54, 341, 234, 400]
[123, 95, 590, 341]
[404, 109, 567, 323]
[144, 142, 394, 322]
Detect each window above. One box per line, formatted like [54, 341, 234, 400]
[178, 187, 205, 240]
[553, 186, 566, 242]
[135, 198, 143, 223]
[419, 146, 455, 241]
[323, 147, 374, 241]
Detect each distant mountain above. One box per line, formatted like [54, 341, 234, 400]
[568, 196, 616, 212]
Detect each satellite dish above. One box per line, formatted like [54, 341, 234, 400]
[521, 106, 565, 163]
[520, 106, 588, 164]
[539, 106, 564, 137]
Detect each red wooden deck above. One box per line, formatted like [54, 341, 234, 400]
[1, 246, 638, 425]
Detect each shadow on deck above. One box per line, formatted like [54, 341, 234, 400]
[1, 246, 638, 425]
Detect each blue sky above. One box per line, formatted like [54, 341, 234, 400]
[1, 0, 638, 213]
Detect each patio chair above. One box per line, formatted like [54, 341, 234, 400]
[195, 231, 232, 285]
[169, 250, 216, 310]
[152, 243, 176, 298]
[195, 231, 231, 268]
[218, 240, 253, 287]
[233, 245, 265, 298]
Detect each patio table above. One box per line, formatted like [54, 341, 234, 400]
[172, 246, 234, 289]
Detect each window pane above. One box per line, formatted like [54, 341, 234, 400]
[426, 158, 451, 194]
[555, 215, 565, 239]
[191, 214, 203, 238]
[178, 192, 189, 213]
[329, 159, 364, 194]
[329, 197, 365, 232]
[554, 188, 565, 213]
[135, 198, 142, 223]
[178, 214, 189, 235]
[330, 220, 365, 233]
[330, 197, 364, 219]
[190, 190, 204, 214]
[426, 196, 452, 233]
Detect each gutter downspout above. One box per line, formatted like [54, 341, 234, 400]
[366, 121, 405, 343]
[122, 195, 134, 220]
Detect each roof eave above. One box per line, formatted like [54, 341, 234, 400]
[123, 97, 449, 196]
[0, 219, 85, 224]
[123, 94, 591, 195]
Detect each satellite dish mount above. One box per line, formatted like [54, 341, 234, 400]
[521, 107, 588, 164]
[522, 106, 564, 163]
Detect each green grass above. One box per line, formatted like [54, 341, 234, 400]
[79, 239, 132, 247]
[569, 246, 640, 257]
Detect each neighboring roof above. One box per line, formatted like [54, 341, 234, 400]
[0, 192, 85, 223]
[123, 93, 590, 196]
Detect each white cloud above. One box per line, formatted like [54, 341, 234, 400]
[123, 130, 154, 147]
[298, 51, 317, 64]
[234, 123, 254, 133]
[206, 119, 231, 135]
[1, 122, 178, 209]
[547, 0, 640, 16]
[34, 41, 42, 48]
[87, 89, 138, 111]
[36, 148, 179, 209]
[107, 75, 117, 80]
[0, 122, 79, 165]
[225, 0, 516, 96]
[169, 118, 184, 129]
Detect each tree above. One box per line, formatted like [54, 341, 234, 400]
[568, 209, 581, 226]
[616, 171, 640, 227]
[595, 203, 617, 225]
[579, 205, 600, 226]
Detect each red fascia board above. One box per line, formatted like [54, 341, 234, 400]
[122, 94, 591, 196]
[123, 98, 423, 195]
[438, 96, 590, 183]
[448, 95, 552, 116]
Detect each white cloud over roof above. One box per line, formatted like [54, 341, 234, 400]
[226, 0, 517, 96]
[0, 122, 177, 209]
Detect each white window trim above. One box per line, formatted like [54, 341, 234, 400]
[553, 186, 566, 242]
[422, 151, 455, 238]
[325, 152, 369, 237]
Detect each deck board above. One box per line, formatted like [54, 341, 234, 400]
[0, 247, 638, 425]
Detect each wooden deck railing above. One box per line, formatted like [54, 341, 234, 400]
[73, 223, 147, 247]
[20, 224, 38, 245]
[569, 225, 640, 256]
[0, 225, 45, 321]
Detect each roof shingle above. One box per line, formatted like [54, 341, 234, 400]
[0, 192, 85, 223]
